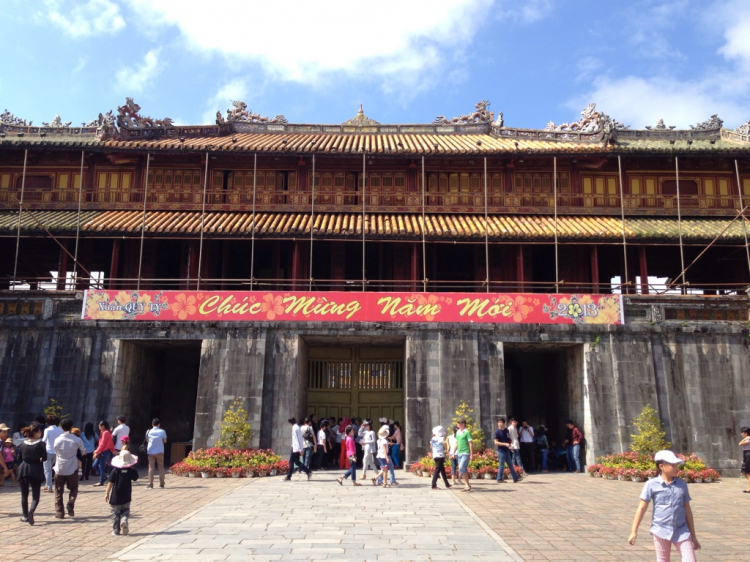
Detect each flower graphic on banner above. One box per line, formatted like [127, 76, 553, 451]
[261, 293, 284, 320]
[85, 291, 122, 320]
[417, 294, 440, 321]
[171, 293, 197, 320]
[507, 295, 533, 322]
[588, 296, 621, 324]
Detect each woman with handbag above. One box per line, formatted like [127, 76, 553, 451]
[336, 426, 360, 486]
[16, 422, 47, 525]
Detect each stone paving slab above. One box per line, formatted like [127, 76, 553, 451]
[452, 471, 750, 561]
[109, 471, 520, 562]
[0, 470, 247, 562]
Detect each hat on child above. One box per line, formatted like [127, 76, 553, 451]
[432, 425, 446, 438]
[111, 450, 138, 468]
[378, 426, 390, 438]
[654, 450, 684, 465]
[3, 438, 12, 445]
[120, 435, 130, 443]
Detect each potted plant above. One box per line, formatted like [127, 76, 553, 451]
[230, 467, 243, 478]
[276, 460, 289, 475]
[215, 467, 227, 478]
[258, 463, 270, 477]
[200, 467, 213, 478]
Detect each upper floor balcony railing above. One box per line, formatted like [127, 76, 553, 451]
[0, 167, 747, 216]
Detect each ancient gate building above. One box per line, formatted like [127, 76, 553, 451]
[0, 100, 749, 473]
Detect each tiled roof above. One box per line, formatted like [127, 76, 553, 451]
[0, 210, 745, 242]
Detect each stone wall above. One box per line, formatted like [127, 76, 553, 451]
[0, 319, 747, 474]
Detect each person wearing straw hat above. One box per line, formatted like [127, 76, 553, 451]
[106, 449, 139, 536]
[430, 426, 451, 490]
[371, 425, 392, 488]
[628, 450, 701, 560]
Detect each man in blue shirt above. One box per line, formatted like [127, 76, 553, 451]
[628, 450, 701, 559]
[493, 418, 520, 483]
[145, 418, 167, 489]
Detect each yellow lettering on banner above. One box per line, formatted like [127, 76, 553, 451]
[217, 296, 235, 315]
[378, 297, 441, 319]
[457, 298, 490, 317]
[249, 302, 263, 314]
[283, 295, 362, 320]
[417, 303, 441, 317]
[199, 295, 221, 314]
[378, 296, 403, 316]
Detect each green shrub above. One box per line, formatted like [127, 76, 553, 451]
[215, 398, 253, 450]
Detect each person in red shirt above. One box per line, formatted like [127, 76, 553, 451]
[563, 420, 583, 472]
[92, 420, 116, 487]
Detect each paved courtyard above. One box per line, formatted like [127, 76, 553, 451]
[0, 468, 748, 561]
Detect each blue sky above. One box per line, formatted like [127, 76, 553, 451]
[2, 0, 750, 130]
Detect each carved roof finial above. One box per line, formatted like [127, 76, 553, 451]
[433, 100, 494, 125]
[342, 105, 380, 127]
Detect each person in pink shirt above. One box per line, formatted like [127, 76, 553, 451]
[92, 420, 115, 487]
[336, 426, 361, 486]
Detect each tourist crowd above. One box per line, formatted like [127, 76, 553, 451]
[0, 414, 168, 535]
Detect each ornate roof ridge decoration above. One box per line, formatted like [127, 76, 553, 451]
[216, 100, 288, 125]
[83, 111, 115, 129]
[342, 105, 380, 127]
[691, 115, 723, 131]
[116, 98, 174, 130]
[1, 109, 30, 126]
[41, 115, 72, 128]
[645, 119, 674, 131]
[735, 120, 750, 135]
[546, 103, 629, 133]
[433, 100, 495, 125]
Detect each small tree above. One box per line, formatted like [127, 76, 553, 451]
[630, 404, 671, 454]
[43, 398, 70, 421]
[215, 398, 253, 450]
[450, 401, 486, 453]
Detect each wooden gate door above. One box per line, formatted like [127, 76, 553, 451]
[306, 346, 404, 423]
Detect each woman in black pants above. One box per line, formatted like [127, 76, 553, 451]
[16, 422, 47, 525]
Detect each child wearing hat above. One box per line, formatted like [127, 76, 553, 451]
[371, 426, 392, 488]
[105, 449, 139, 536]
[1, 438, 16, 486]
[628, 450, 701, 560]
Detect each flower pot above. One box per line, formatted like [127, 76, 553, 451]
[188, 472, 198, 478]
[245, 471, 256, 478]
[606, 475, 616, 480]
[483, 474, 493, 480]
[631, 476, 644, 482]
[258, 471, 268, 477]
[617, 475, 626, 481]
[270, 469, 277, 476]
[231, 473, 242, 478]
[216, 472, 225, 478]
[693, 478, 703, 484]
[200, 472, 211, 478]
[703, 477, 713, 483]
[594, 472, 602, 478]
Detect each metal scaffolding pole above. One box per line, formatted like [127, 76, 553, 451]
[12, 149, 28, 287]
[421, 156, 427, 292]
[553, 156, 559, 293]
[675, 156, 687, 293]
[734, 159, 750, 279]
[250, 153, 258, 289]
[483, 157, 490, 292]
[362, 152, 366, 291]
[196, 152, 210, 290]
[72, 151, 85, 288]
[309, 153, 316, 290]
[136, 153, 151, 290]
[617, 155, 629, 294]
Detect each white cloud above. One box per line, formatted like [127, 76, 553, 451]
[572, 2, 750, 129]
[202, 79, 252, 125]
[129, 0, 493, 93]
[114, 49, 163, 95]
[43, 0, 125, 37]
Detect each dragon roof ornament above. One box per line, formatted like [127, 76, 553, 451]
[83, 111, 116, 129]
[736, 120, 750, 136]
[116, 98, 174, 130]
[433, 100, 494, 125]
[216, 101, 288, 125]
[546, 103, 629, 133]
[691, 115, 723, 131]
[1, 109, 30, 126]
[342, 105, 380, 127]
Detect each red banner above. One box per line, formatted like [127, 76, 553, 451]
[82, 290, 623, 325]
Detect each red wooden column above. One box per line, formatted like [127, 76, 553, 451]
[639, 246, 649, 294]
[108, 239, 120, 290]
[331, 242, 346, 289]
[590, 245, 600, 293]
[57, 240, 69, 291]
[410, 242, 419, 292]
[184, 241, 199, 290]
[516, 245, 525, 292]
